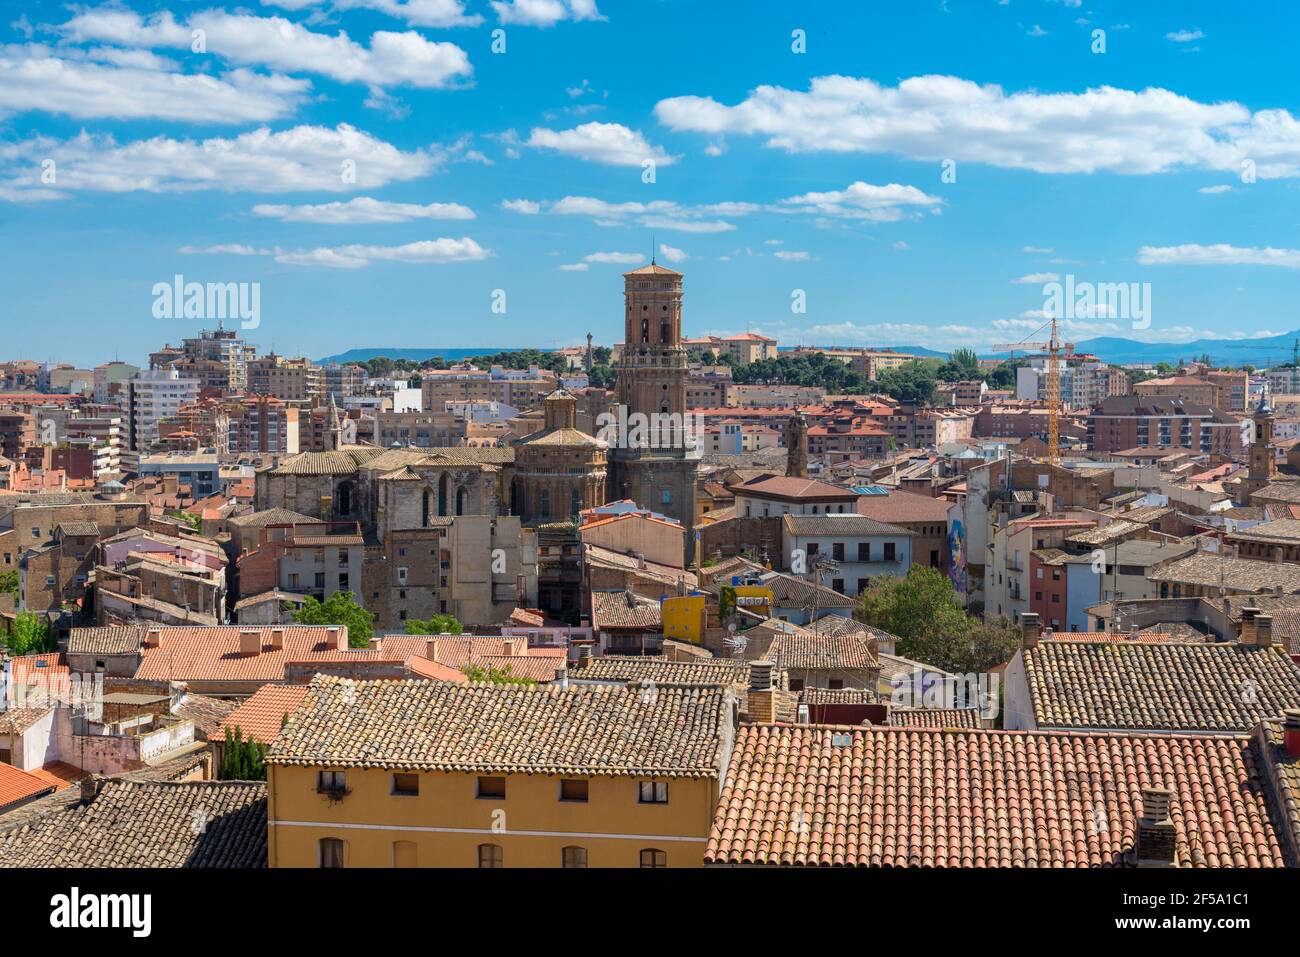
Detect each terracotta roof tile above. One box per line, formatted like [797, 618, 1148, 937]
[705, 724, 1287, 867]
[0, 780, 266, 868]
[268, 676, 729, 778]
[0, 763, 56, 813]
[216, 685, 311, 745]
[1023, 641, 1300, 732]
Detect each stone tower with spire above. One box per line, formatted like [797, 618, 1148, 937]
[609, 261, 700, 565]
[324, 392, 343, 452]
[785, 413, 809, 479]
[1234, 386, 1278, 504]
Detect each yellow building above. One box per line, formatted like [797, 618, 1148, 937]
[266, 676, 737, 868]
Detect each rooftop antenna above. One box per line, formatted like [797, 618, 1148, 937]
[650, 232, 656, 266]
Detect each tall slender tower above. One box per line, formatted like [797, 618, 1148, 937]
[610, 262, 700, 565]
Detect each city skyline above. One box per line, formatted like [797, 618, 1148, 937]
[4, 1, 1300, 366]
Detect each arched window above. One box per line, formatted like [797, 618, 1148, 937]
[660, 320, 670, 343]
[335, 481, 353, 517]
[641, 318, 649, 343]
[639, 848, 667, 868]
[320, 837, 345, 868]
[456, 486, 468, 516]
[421, 490, 430, 527]
[571, 488, 581, 518]
[540, 488, 550, 519]
[393, 841, 417, 868]
[437, 474, 448, 517]
[561, 846, 587, 868]
[477, 843, 503, 868]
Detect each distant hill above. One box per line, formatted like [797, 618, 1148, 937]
[983, 330, 1300, 367]
[777, 345, 949, 358]
[317, 347, 538, 364]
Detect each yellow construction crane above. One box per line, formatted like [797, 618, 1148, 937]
[994, 316, 1074, 466]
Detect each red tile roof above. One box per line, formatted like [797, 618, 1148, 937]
[215, 685, 311, 745]
[0, 762, 57, 812]
[706, 724, 1287, 867]
[134, 625, 370, 683]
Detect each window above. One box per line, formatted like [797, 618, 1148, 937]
[317, 770, 347, 793]
[832, 542, 845, 561]
[806, 542, 819, 557]
[478, 843, 503, 868]
[789, 677, 805, 692]
[562, 846, 588, 868]
[559, 779, 589, 802]
[393, 841, 417, 868]
[828, 678, 844, 690]
[392, 773, 419, 796]
[831, 578, 845, 594]
[661, 489, 671, 505]
[477, 776, 506, 799]
[320, 838, 345, 868]
[857, 578, 869, 595]
[883, 542, 896, 561]
[638, 781, 669, 804]
[857, 542, 871, 562]
[639, 848, 667, 868]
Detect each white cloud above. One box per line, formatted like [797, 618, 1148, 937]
[179, 244, 270, 256]
[62, 9, 472, 90]
[525, 122, 675, 167]
[656, 74, 1300, 179]
[778, 181, 943, 221]
[774, 250, 811, 261]
[658, 242, 687, 263]
[558, 262, 590, 271]
[261, 1, 483, 28]
[1027, 25, 1048, 37]
[893, 241, 909, 250]
[1197, 184, 1232, 194]
[491, 0, 605, 27]
[1022, 245, 1054, 253]
[1138, 243, 1300, 269]
[1166, 29, 1205, 43]
[0, 45, 307, 122]
[501, 198, 541, 214]
[252, 197, 475, 223]
[584, 251, 644, 264]
[1012, 272, 1061, 284]
[183, 237, 491, 268]
[0, 124, 440, 200]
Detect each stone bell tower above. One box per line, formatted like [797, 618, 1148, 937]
[609, 261, 700, 565]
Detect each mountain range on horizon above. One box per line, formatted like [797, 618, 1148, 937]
[320, 330, 1300, 370]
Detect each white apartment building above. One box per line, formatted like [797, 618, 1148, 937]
[126, 369, 200, 452]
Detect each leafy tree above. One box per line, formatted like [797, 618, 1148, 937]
[854, 566, 1019, 674]
[937, 347, 981, 382]
[404, 614, 463, 635]
[291, 591, 373, 648]
[592, 346, 613, 365]
[5, 611, 54, 655]
[588, 363, 616, 389]
[0, 570, 17, 596]
[985, 359, 1027, 390]
[874, 360, 938, 404]
[220, 726, 267, 781]
[462, 663, 536, 685]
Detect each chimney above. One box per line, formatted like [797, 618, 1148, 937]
[239, 630, 262, 656]
[1128, 627, 1140, 643]
[144, 626, 162, 649]
[426, 639, 440, 664]
[1256, 613, 1275, 649]
[502, 638, 523, 657]
[749, 660, 774, 691]
[80, 774, 102, 806]
[1136, 787, 1177, 867]
[575, 645, 593, 670]
[1240, 607, 1260, 646]
[1285, 709, 1300, 758]
[1020, 612, 1041, 651]
[269, 627, 285, 651]
[325, 625, 343, 650]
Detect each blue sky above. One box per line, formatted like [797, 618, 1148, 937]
[2, 0, 1300, 367]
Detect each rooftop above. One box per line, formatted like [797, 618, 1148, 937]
[705, 724, 1287, 867]
[268, 676, 729, 778]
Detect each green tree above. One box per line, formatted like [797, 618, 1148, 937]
[5, 611, 54, 655]
[404, 614, 463, 635]
[937, 347, 981, 382]
[0, 569, 17, 596]
[875, 359, 938, 404]
[220, 726, 267, 781]
[462, 663, 536, 685]
[291, 591, 373, 647]
[854, 566, 1019, 674]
